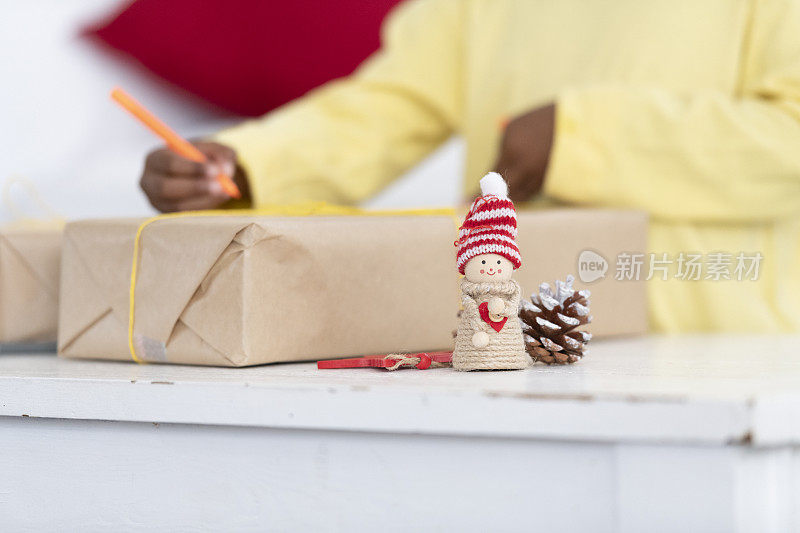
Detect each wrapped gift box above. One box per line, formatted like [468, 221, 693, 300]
[515, 209, 648, 338]
[0, 225, 62, 344]
[57, 209, 648, 367]
[58, 215, 460, 366]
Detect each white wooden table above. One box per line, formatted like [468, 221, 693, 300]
[1, 335, 799, 532]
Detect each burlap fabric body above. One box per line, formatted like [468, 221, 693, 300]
[453, 279, 530, 371]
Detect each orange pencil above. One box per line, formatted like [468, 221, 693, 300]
[110, 87, 241, 199]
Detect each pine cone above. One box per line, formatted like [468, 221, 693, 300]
[519, 275, 592, 365]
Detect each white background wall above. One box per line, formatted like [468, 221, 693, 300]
[0, 0, 462, 224]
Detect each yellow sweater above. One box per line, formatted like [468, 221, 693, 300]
[216, 0, 800, 333]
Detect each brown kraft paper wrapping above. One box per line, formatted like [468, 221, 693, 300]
[58, 215, 460, 366]
[0, 226, 62, 344]
[515, 209, 648, 338]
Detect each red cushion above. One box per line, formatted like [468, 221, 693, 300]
[85, 0, 403, 116]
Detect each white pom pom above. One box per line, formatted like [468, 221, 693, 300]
[479, 172, 508, 198]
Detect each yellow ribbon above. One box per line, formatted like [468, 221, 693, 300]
[128, 203, 460, 363]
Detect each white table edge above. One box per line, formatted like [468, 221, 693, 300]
[1, 373, 769, 447]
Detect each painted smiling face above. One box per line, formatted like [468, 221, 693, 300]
[463, 253, 514, 283]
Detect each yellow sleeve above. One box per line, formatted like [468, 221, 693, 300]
[214, 0, 464, 207]
[544, 1, 800, 223]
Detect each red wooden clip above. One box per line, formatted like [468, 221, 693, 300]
[317, 351, 452, 370]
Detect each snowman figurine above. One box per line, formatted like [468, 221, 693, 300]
[452, 172, 530, 371]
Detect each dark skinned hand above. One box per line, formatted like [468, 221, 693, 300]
[492, 103, 556, 202]
[140, 141, 251, 212]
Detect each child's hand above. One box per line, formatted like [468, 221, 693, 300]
[140, 142, 248, 212]
[493, 103, 555, 202]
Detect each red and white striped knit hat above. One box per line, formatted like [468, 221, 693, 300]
[455, 172, 522, 274]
